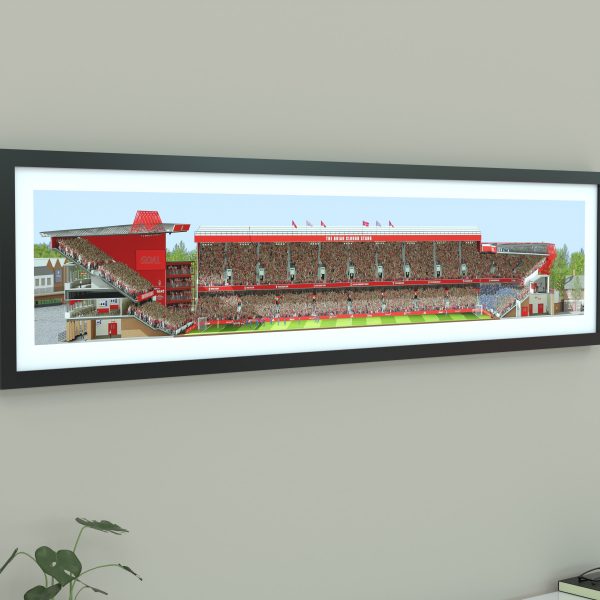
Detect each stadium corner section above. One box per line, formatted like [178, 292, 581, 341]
[40, 211, 195, 340]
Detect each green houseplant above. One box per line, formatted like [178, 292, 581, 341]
[0, 518, 142, 600]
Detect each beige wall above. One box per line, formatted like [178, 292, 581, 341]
[1, 2, 599, 600]
[121, 317, 168, 338]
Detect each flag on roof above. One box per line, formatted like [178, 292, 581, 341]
[321, 220, 326, 227]
[376, 220, 382, 227]
[291, 220, 297, 228]
[389, 220, 394, 227]
[306, 220, 313, 227]
[362, 220, 369, 226]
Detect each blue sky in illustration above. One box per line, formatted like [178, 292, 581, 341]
[34, 190, 585, 253]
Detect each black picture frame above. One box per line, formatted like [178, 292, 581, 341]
[1, 148, 599, 390]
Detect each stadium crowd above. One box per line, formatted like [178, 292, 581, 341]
[349, 242, 377, 280]
[167, 277, 192, 289]
[196, 286, 481, 321]
[479, 284, 528, 316]
[96, 262, 153, 297]
[460, 242, 544, 278]
[436, 241, 461, 278]
[319, 242, 349, 282]
[197, 243, 226, 285]
[228, 243, 259, 285]
[58, 237, 113, 270]
[196, 241, 545, 286]
[167, 290, 192, 303]
[126, 284, 529, 335]
[404, 242, 434, 279]
[166, 264, 192, 276]
[58, 237, 154, 297]
[375, 242, 404, 280]
[259, 243, 289, 283]
[128, 302, 196, 334]
[290, 243, 319, 282]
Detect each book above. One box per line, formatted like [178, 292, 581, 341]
[559, 577, 600, 600]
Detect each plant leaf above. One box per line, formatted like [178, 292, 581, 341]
[24, 583, 62, 600]
[118, 564, 142, 580]
[35, 547, 82, 586]
[0, 547, 18, 575]
[75, 518, 129, 535]
[77, 583, 108, 596]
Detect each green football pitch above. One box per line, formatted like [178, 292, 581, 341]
[186, 312, 490, 336]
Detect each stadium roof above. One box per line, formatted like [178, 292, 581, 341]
[195, 225, 480, 234]
[41, 223, 190, 237]
[195, 225, 481, 243]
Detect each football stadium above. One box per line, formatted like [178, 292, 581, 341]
[38, 211, 557, 343]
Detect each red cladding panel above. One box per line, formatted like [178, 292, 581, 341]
[136, 250, 166, 270]
[539, 243, 557, 275]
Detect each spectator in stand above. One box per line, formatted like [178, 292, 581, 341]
[348, 242, 377, 281]
[260, 243, 289, 283]
[274, 294, 281, 317]
[198, 243, 226, 285]
[435, 242, 460, 278]
[479, 283, 528, 316]
[194, 286, 481, 323]
[97, 261, 153, 297]
[59, 237, 153, 297]
[58, 237, 113, 270]
[290, 243, 319, 283]
[167, 264, 191, 276]
[320, 243, 349, 282]
[376, 242, 403, 280]
[196, 240, 546, 287]
[130, 302, 196, 334]
[227, 243, 258, 285]
[404, 242, 434, 279]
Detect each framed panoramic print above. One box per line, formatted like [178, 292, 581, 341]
[0, 149, 599, 389]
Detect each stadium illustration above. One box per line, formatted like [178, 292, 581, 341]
[37, 210, 564, 343]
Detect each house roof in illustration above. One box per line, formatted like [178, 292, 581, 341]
[34, 258, 66, 269]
